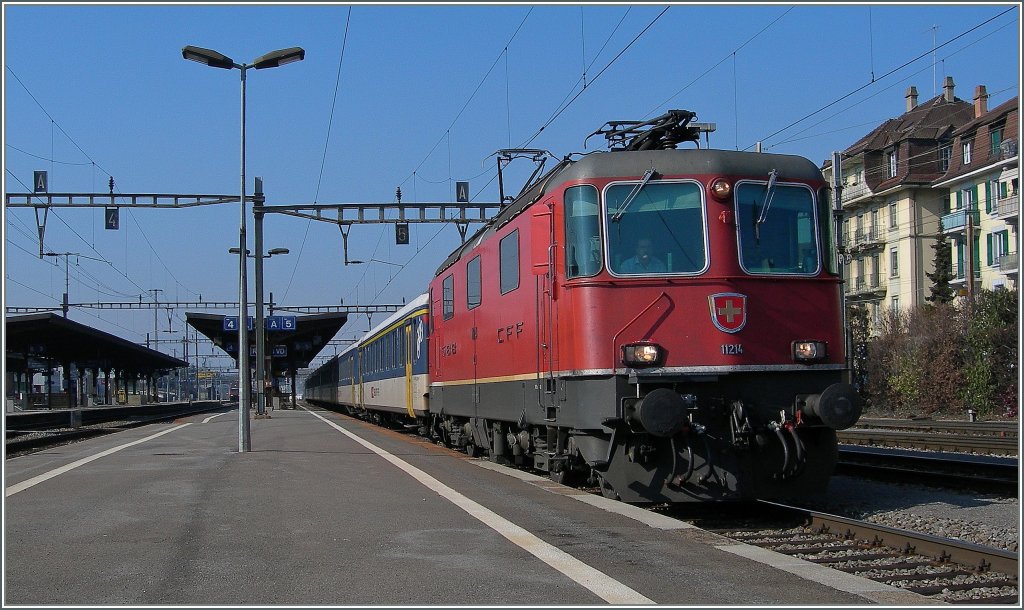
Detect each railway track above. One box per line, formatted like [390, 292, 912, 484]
[840, 418, 1019, 456]
[837, 446, 1018, 495]
[4, 401, 228, 456]
[674, 501, 1019, 605]
[854, 418, 1018, 436]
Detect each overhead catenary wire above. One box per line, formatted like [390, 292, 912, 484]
[5, 71, 203, 305]
[398, 7, 534, 191]
[770, 18, 1018, 151]
[647, 6, 793, 117]
[282, 6, 354, 303]
[747, 7, 1016, 152]
[521, 6, 671, 150]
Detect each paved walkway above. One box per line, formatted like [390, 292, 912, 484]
[4, 405, 934, 605]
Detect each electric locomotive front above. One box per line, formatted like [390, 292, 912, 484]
[422, 110, 861, 503]
[547, 148, 861, 502]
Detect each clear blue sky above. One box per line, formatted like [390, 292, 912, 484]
[3, 2, 1020, 368]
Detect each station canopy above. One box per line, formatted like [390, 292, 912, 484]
[5, 313, 188, 374]
[185, 312, 347, 374]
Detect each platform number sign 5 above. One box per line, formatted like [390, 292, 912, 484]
[396, 222, 409, 245]
[105, 207, 119, 230]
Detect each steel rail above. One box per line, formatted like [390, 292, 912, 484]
[754, 500, 1019, 577]
[837, 429, 1018, 455]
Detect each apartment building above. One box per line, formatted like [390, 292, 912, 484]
[931, 88, 1018, 295]
[822, 77, 976, 330]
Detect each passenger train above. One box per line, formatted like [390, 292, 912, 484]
[306, 110, 862, 503]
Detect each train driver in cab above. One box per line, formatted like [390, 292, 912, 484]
[620, 237, 667, 273]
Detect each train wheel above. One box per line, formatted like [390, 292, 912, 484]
[465, 442, 482, 458]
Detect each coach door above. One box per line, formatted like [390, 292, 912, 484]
[531, 200, 558, 416]
[404, 320, 414, 418]
[356, 349, 364, 408]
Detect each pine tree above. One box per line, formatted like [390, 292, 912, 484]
[926, 230, 956, 304]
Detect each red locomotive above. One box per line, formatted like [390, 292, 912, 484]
[425, 110, 859, 502]
[308, 110, 861, 502]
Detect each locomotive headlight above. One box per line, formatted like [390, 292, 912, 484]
[792, 341, 827, 362]
[710, 178, 732, 202]
[622, 343, 664, 367]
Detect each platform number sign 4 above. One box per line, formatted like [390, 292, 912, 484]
[105, 207, 119, 230]
[396, 222, 409, 245]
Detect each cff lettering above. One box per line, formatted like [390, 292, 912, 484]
[497, 322, 525, 343]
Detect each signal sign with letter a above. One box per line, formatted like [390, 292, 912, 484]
[396, 222, 409, 245]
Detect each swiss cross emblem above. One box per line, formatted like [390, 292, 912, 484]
[709, 293, 747, 333]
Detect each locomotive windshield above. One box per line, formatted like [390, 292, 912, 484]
[604, 181, 706, 275]
[736, 182, 820, 275]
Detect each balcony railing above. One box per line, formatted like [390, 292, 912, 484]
[841, 182, 872, 206]
[852, 226, 883, 248]
[997, 252, 1018, 274]
[846, 273, 884, 296]
[992, 195, 1019, 223]
[952, 268, 983, 281]
[940, 209, 980, 234]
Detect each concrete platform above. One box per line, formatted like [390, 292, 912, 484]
[4, 405, 935, 605]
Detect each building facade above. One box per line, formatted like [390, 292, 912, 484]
[932, 88, 1018, 295]
[822, 77, 984, 332]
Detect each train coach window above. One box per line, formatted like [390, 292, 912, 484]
[565, 185, 601, 278]
[500, 229, 520, 294]
[605, 181, 706, 275]
[736, 182, 819, 275]
[442, 275, 454, 320]
[467, 255, 481, 309]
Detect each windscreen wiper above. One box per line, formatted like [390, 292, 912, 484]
[611, 168, 657, 222]
[754, 169, 778, 241]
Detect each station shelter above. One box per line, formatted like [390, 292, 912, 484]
[5, 313, 188, 411]
[185, 311, 347, 409]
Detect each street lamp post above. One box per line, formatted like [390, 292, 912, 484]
[182, 44, 305, 452]
[230, 243, 289, 418]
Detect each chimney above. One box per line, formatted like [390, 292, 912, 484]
[973, 85, 988, 118]
[905, 86, 919, 112]
[943, 76, 956, 103]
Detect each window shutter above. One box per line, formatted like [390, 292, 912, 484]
[973, 236, 980, 277]
[956, 190, 962, 209]
[985, 182, 992, 213]
[987, 233, 993, 266]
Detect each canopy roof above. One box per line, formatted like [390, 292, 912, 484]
[5, 313, 187, 374]
[186, 311, 347, 374]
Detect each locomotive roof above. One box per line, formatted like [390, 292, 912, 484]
[434, 148, 824, 277]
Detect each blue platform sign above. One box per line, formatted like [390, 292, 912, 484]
[272, 345, 288, 357]
[223, 316, 255, 331]
[265, 315, 297, 331]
